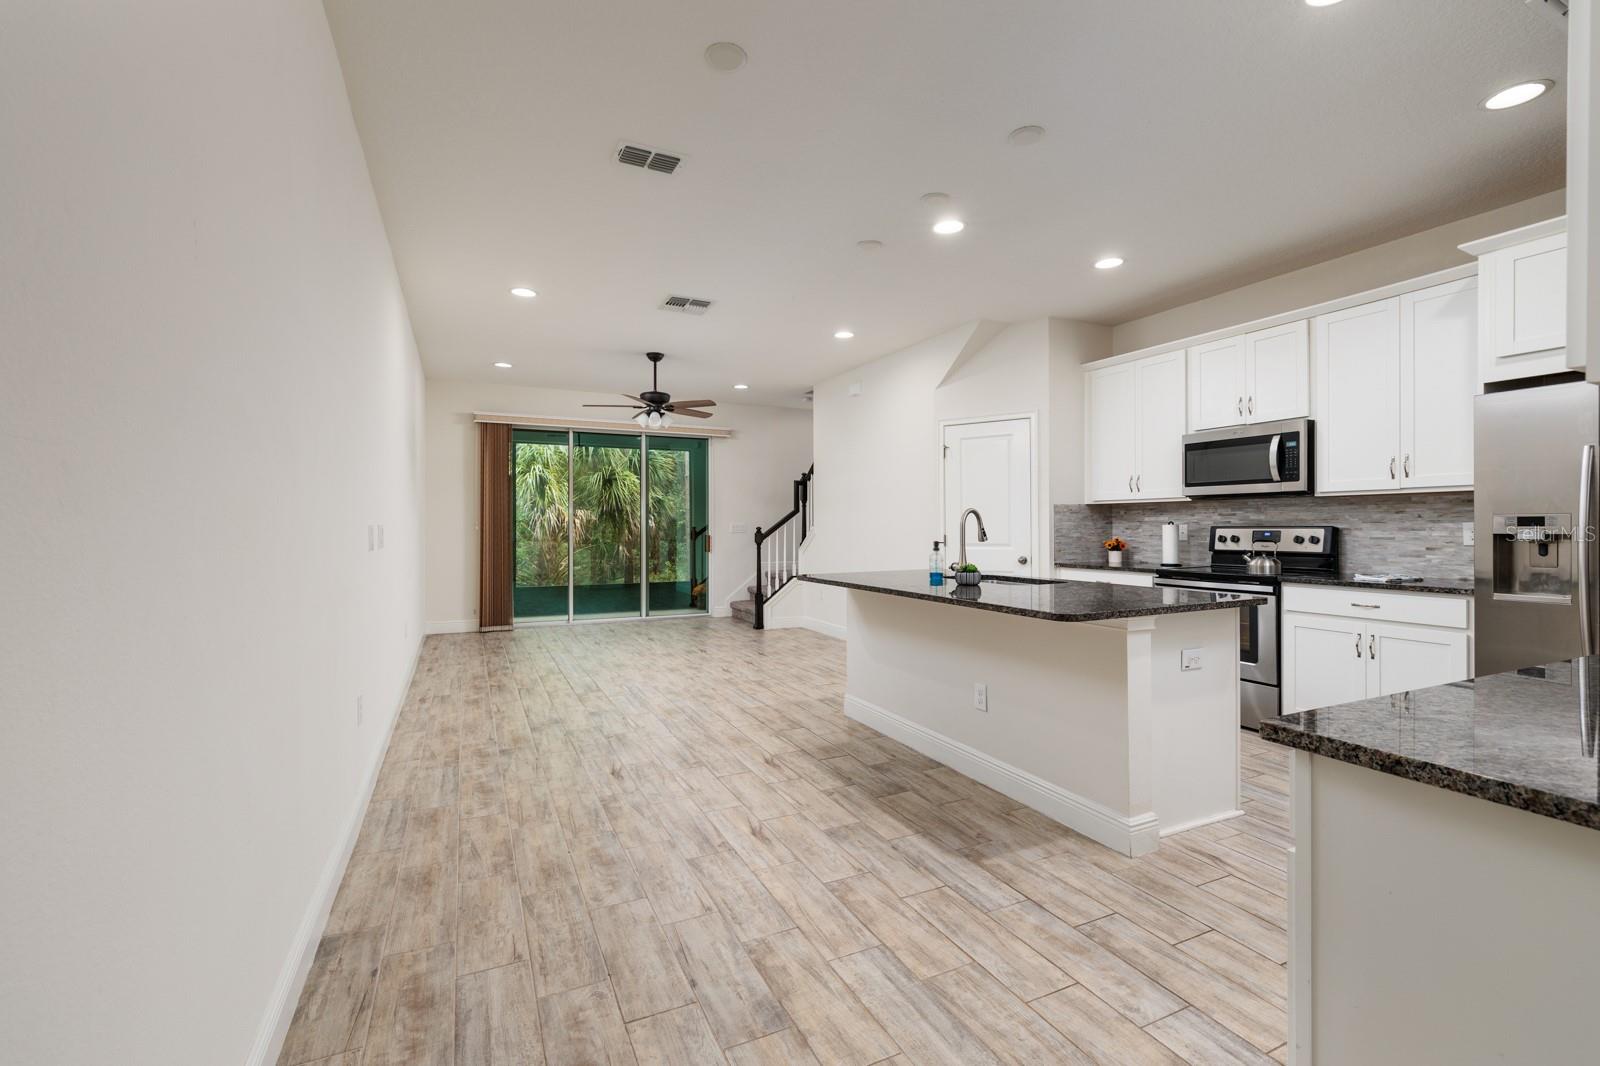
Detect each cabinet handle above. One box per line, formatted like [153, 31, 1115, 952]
[1247, 395, 1254, 416]
[1136, 474, 1141, 492]
[1237, 396, 1244, 416]
[1403, 454, 1411, 478]
[1128, 475, 1134, 493]
[1354, 632, 1362, 658]
[1369, 635, 1376, 659]
[1389, 456, 1397, 479]
[1350, 602, 1381, 609]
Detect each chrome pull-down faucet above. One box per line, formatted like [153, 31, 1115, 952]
[955, 508, 988, 569]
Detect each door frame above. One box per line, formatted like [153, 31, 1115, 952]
[937, 412, 1040, 578]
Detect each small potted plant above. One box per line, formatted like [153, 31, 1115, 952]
[1104, 536, 1128, 568]
[953, 562, 982, 586]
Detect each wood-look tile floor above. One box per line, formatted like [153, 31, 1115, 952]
[279, 620, 1291, 1066]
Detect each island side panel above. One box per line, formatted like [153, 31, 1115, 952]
[1148, 608, 1244, 835]
[840, 589, 1237, 855]
[1302, 756, 1600, 1066]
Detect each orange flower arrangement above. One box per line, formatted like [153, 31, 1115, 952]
[1104, 537, 1128, 552]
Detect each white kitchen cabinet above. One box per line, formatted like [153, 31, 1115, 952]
[1281, 586, 1472, 713]
[1460, 218, 1568, 384]
[1186, 321, 1309, 431]
[1188, 335, 1248, 431]
[1086, 363, 1137, 501]
[1053, 567, 1155, 587]
[1243, 320, 1310, 423]
[1085, 350, 1187, 503]
[1135, 349, 1187, 498]
[1314, 298, 1403, 493]
[1399, 278, 1476, 489]
[1313, 279, 1476, 495]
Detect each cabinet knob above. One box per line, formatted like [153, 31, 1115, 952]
[1017, 555, 1029, 565]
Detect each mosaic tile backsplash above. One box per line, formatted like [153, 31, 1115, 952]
[1054, 492, 1475, 578]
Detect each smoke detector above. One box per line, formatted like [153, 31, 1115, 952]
[660, 295, 714, 315]
[616, 141, 684, 174]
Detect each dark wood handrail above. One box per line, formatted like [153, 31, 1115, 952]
[752, 464, 814, 629]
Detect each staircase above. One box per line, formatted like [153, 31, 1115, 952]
[732, 465, 813, 629]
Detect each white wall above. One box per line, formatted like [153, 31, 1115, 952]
[423, 379, 813, 629]
[798, 318, 1109, 631]
[1111, 189, 1566, 354]
[0, 4, 425, 1065]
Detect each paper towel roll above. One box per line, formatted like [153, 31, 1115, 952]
[1161, 521, 1180, 566]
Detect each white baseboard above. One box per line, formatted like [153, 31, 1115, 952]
[844, 693, 1158, 856]
[720, 569, 758, 613]
[1159, 808, 1244, 837]
[766, 615, 846, 640]
[425, 619, 477, 634]
[249, 635, 423, 1066]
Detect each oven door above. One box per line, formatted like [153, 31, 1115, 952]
[1183, 419, 1310, 496]
[1153, 578, 1278, 686]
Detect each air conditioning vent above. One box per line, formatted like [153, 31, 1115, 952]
[617, 141, 685, 175]
[660, 295, 714, 315]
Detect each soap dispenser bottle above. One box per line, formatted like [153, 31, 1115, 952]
[929, 540, 945, 586]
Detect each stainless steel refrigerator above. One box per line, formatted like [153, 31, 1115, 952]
[1474, 380, 1600, 677]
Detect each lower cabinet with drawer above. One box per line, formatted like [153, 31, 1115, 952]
[1281, 585, 1472, 713]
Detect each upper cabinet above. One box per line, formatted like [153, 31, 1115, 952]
[1085, 350, 1186, 503]
[1460, 218, 1568, 385]
[1313, 278, 1476, 494]
[1187, 321, 1309, 430]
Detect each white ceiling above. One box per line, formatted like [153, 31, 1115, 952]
[324, 0, 1566, 408]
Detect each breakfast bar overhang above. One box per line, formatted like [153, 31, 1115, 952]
[800, 572, 1264, 856]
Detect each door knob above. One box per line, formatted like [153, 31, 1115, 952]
[1017, 555, 1029, 564]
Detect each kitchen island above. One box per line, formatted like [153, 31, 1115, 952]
[800, 571, 1264, 856]
[1261, 660, 1600, 1065]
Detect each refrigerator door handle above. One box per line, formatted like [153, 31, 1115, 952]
[1580, 443, 1595, 657]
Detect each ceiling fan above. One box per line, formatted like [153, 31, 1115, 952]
[583, 351, 716, 427]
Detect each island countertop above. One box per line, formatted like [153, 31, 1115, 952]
[799, 570, 1264, 623]
[1261, 657, 1600, 831]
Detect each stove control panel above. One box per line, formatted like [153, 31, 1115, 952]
[1210, 525, 1337, 557]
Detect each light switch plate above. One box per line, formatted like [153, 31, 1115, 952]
[731, 522, 748, 534]
[974, 683, 988, 712]
[1178, 523, 1189, 541]
[1463, 522, 1475, 546]
[1181, 649, 1203, 672]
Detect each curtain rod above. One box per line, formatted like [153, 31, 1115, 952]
[471, 411, 734, 438]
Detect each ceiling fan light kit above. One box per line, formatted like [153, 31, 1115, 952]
[584, 351, 717, 425]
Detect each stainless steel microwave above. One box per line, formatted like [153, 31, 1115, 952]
[1182, 418, 1313, 497]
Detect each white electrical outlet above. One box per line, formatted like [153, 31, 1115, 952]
[356, 694, 365, 726]
[974, 683, 988, 712]
[1463, 522, 1475, 546]
[1181, 648, 1203, 672]
[1178, 523, 1189, 541]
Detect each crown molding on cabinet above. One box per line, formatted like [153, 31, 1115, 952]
[1457, 215, 1567, 258]
[1086, 263, 1478, 372]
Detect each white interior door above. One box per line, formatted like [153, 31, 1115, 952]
[943, 418, 1033, 576]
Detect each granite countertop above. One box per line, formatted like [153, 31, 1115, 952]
[1053, 559, 1164, 575]
[1261, 657, 1600, 831]
[800, 570, 1266, 623]
[1280, 573, 1474, 596]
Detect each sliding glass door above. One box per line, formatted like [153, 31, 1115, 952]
[511, 428, 707, 622]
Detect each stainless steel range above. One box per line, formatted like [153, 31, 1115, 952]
[1154, 524, 1340, 730]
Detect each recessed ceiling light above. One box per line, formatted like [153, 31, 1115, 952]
[1008, 125, 1046, 146]
[1094, 256, 1124, 270]
[510, 287, 537, 298]
[493, 361, 513, 368]
[733, 383, 750, 390]
[857, 239, 884, 252]
[932, 219, 965, 235]
[1304, 0, 1344, 6]
[704, 42, 748, 72]
[1483, 80, 1553, 110]
[920, 192, 951, 208]
[834, 330, 855, 340]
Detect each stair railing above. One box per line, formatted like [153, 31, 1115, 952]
[753, 465, 814, 630]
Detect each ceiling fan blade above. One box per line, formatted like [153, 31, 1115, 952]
[583, 404, 646, 409]
[666, 399, 716, 408]
[668, 406, 714, 419]
[622, 394, 645, 403]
